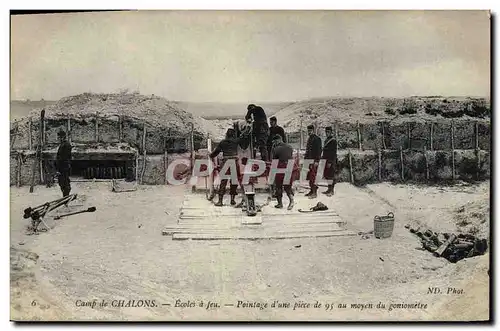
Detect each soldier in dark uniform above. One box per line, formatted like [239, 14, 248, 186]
[209, 128, 247, 207]
[267, 116, 286, 198]
[304, 124, 322, 198]
[56, 130, 72, 199]
[271, 134, 297, 210]
[267, 116, 286, 157]
[245, 104, 269, 161]
[321, 126, 337, 196]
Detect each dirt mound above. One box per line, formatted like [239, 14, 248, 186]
[274, 97, 491, 130]
[27, 92, 224, 138]
[454, 199, 490, 239]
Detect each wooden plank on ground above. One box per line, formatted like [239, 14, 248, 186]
[171, 230, 357, 240]
[260, 218, 345, 225]
[178, 217, 343, 226]
[179, 212, 341, 219]
[165, 227, 345, 237]
[175, 219, 346, 227]
[262, 211, 340, 217]
[241, 218, 262, 225]
[164, 223, 344, 232]
[179, 208, 339, 217]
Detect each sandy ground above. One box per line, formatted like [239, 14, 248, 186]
[10, 180, 490, 321]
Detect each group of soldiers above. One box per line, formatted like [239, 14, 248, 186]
[209, 104, 338, 210]
[53, 103, 338, 213]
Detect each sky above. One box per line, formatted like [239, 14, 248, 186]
[11, 10, 490, 102]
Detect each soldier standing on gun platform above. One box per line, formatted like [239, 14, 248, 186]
[304, 124, 322, 199]
[321, 126, 337, 196]
[245, 104, 270, 161]
[56, 130, 72, 201]
[271, 134, 297, 210]
[209, 128, 247, 207]
[267, 116, 286, 158]
[267, 116, 286, 198]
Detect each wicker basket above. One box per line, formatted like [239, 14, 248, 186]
[374, 212, 395, 239]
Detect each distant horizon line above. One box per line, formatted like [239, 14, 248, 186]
[10, 94, 490, 104]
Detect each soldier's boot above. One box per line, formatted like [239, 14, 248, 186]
[271, 185, 277, 199]
[287, 193, 295, 211]
[208, 191, 216, 201]
[230, 195, 237, 206]
[308, 187, 318, 199]
[326, 184, 335, 197]
[305, 190, 313, 197]
[214, 194, 224, 207]
[323, 185, 334, 195]
[274, 196, 283, 209]
[247, 193, 257, 216]
[236, 198, 245, 209]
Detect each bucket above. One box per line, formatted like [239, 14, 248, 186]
[374, 212, 395, 239]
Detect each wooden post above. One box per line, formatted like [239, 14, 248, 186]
[476, 148, 481, 180]
[407, 122, 411, 150]
[95, 112, 99, 142]
[140, 123, 147, 184]
[67, 116, 71, 144]
[348, 149, 354, 183]
[42, 117, 46, 146]
[377, 148, 382, 181]
[142, 123, 147, 153]
[135, 152, 139, 183]
[335, 121, 339, 150]
[400, 146, 404, 181]
[451, 120, 455, 180]
[381, 122, 387, 150]
[299, 117, 303, 150]
[475, 121, 479, 150]
[430, 122, 434, 151]
[207, 138, 213, 196]
[118, 116, 123, 142]
[190, 123, 195, 168]
[163, 135, 168, 185]
[190, 123, 196, 192]
[40, 117, 46, 185]
[28, 118, 32, 150]
[357, 121, 362, 150]
[16, 154, 21, 187]
[424, 146, 429, 181]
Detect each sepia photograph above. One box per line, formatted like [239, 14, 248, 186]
[9, 9, 491, 322]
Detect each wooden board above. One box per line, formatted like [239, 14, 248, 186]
[179, 210, 339, 218]
[175, 219, 346, 226]
[207, 138, 214, 198]
[171, 230, 357, 240]
[170, 191, 350, 241]
[164, 223, 344, 235]
[179, 211, 341, 219]
[240, 218, 263, 225]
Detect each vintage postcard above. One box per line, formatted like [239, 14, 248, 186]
[10, 10, 491, 322]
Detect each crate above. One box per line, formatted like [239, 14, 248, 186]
[374, 212, 395, 239]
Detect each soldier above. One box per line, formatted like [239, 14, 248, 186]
[56, 130, 72, 200]
[209, 128, 246, 207]
[271, 134, 297, 210]
[321, 126, 337, 196]
[267, 116, 286, 157]
[267, 116, 286, 198]
[245, 104, 269, 161]
[304, 124, 322, 199]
